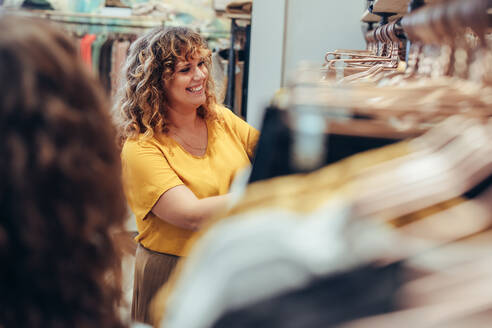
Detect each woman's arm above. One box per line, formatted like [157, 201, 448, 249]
[151, 185, 231, 230]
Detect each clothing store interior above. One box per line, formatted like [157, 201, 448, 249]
[1, 0, 492, 327]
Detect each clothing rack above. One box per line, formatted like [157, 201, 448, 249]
[10, 9, 165, 34]
[255, 0, 492, 180]
[7, 9, 166, 96]
[150, 1, 492, 327]
[223, 13, 251, 119]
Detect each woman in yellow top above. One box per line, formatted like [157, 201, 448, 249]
[113, 26, 259, 324]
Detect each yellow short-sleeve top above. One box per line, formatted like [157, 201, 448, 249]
[121, 105, 259, 256]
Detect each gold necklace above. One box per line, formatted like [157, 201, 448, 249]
[170, 131, 207, 151]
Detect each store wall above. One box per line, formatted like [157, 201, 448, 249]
[282, 0, 366, 85]
[247, 0, 286, 129]
[247, 0, 366, 128]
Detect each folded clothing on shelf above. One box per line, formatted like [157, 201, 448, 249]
[226, 0, 252, 15]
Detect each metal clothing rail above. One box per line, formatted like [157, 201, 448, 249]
[8, 9, 165, 34]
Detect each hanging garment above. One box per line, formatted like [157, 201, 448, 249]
[211, 51, 227, 103]
[152, 200, 399, 328]
[249, 106, 401, 184]
[79, 34, 97, 71]
[91, 33, 108, 79]
[212, 262, 402, 328]
[110, 39, 130, 96]
[151, 120, 476, 327]
[98, 37, 114, 93]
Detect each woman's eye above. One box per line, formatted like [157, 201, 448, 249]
[179, 67, 190, 73]
[198, 61, 205, 66]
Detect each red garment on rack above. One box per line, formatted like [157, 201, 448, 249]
[80, 34, 97, 71]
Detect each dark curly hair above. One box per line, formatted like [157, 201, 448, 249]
[113, 26, 217, 141]
[0, 15, 128, 328]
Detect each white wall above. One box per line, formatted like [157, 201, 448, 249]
[283, 0, 366, 85]
[247, 0, 287, 129]
[247, 0, 366, 128]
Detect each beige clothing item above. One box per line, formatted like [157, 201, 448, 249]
[131, 244, 179, 325]
[226, 0, 252, 14]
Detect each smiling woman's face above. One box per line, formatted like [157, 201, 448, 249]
[165, 55, 209, 112]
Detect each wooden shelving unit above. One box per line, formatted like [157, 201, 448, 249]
[362, 0, 439, 24]
[372, 0, 439, 15]
[362, 10, 403, 23]
[361, 9, 381, 23]
[372, 0, 410, 14]
[223, 13, 251, 21]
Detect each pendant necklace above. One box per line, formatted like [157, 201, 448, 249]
[170, 131, 207, 151]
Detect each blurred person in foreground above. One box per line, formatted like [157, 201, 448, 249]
[0, 15, 131, 328]
[113, 26, 259, 324]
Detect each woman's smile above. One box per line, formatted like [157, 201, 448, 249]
[186, 84, 204, 94]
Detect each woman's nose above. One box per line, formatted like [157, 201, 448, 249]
[193, 66, 206, 80]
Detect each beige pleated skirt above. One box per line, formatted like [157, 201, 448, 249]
[131, 243, 180, 325]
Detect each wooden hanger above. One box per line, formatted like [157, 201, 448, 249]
[323, 22, 404, 81]
[340, 21, 408, 84]
[351, 117, 492, 221]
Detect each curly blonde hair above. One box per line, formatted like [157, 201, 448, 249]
[113, 26, 217, 141]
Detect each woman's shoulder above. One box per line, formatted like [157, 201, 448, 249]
[212, 103, 229, 114]
[123, 134, 153, 147]
[210, 104, 240, 125]
[122, 134, 167, 155]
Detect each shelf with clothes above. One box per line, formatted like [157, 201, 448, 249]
[74, 31, 137, 97]
[8, 9, 166, 96]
